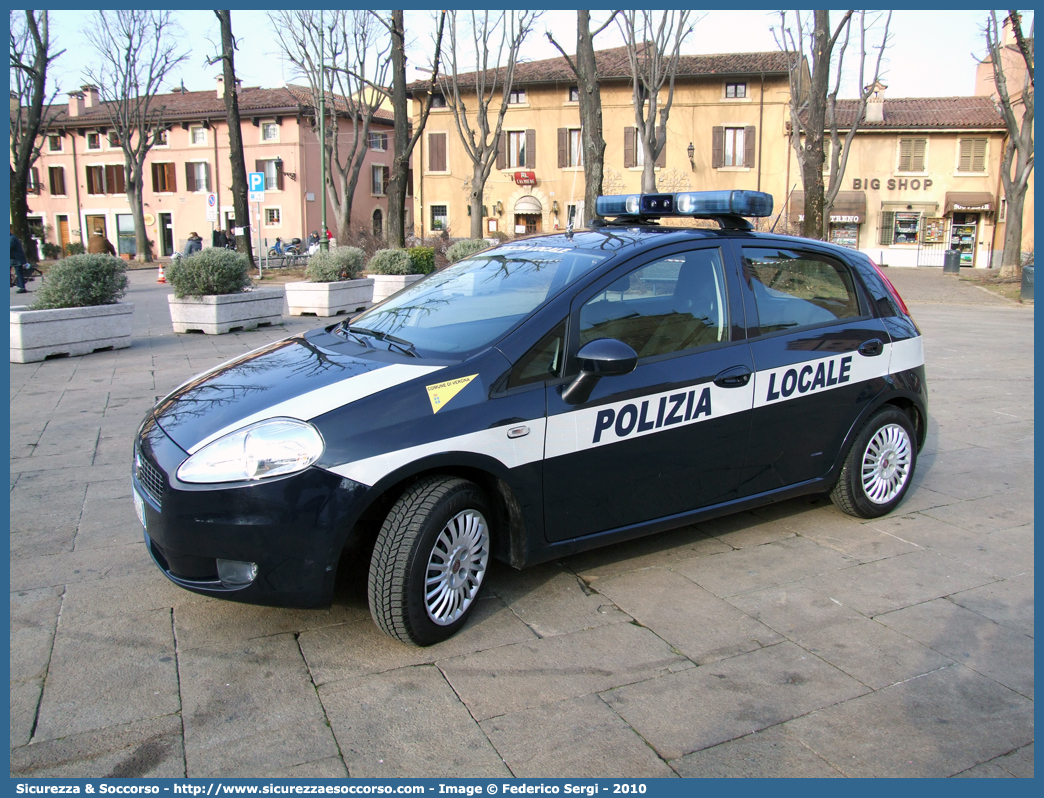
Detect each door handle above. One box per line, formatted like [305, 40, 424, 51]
[858, 339, 884, 357]
[713, 365, 752, 388]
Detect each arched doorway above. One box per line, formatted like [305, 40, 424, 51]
[372, 208, 384, 239]
[513, 195, 542, 235]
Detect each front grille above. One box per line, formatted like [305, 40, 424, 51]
[137, 450, 166, 509]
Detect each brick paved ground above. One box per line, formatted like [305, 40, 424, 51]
[9, 266, 1033, 777]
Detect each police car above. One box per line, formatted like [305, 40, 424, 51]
[133, 190, 927, 646]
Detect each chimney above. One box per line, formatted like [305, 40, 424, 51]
[81, 84, 100, 108]
[68, 90, 85, 117]
[865, 81, 886, 123]
[216, 76, 224, 99]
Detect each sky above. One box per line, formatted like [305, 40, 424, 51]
[42, 9, 1028, 102]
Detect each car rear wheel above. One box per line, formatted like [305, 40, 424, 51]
[368, 476, 491, 646]
[831, 407, 917, 518]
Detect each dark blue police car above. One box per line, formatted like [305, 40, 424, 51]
[133, 191, 927, 645]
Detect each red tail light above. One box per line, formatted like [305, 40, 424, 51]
[868, 258, 910, 316]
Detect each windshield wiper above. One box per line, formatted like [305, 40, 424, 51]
[339, 324, 417, 357]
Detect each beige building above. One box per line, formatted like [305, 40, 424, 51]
[409, 48, 797, 239]
[788, 92, 1009, 267]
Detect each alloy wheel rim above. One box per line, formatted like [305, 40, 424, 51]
[425, 509, 489, 626]
[861, 423, 912, 505]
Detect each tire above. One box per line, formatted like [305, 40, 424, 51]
[268, 248, 279, 257]
[368, 476, 492, 646]
[830, 406, 918, 518]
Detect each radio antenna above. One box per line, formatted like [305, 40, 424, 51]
[772, 184, 797, 232]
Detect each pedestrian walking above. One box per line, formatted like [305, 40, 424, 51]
[87, 230, 116, 256]
[10, 231, 28, 293]
[183, 232, 203, 256]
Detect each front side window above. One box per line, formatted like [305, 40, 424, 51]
[724, 127, 745, 167]
[261, 122, 279, 142]
[580, 248, 728, 359]
[352, 246, 609, 356]
[508, 320, 566, 389]
[898, 137, 926, 172]
[508, 131, 527, 168]
[744, 247, 861, 334]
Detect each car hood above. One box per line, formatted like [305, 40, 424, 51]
[152, 330, 445, 454]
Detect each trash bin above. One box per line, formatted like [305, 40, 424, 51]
[1020, 262, 1033, 302]
[942, 249, 961, 274]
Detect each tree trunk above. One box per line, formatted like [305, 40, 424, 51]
[388, 9, 409, 248]
[217, 10, 254, 266]
[126, 157, 153, 262]
[575, 11, 606, 226]
[470, 163, 485, 240]
[999, 186, 1026, 278]
[10, 170, 31, 258]
[641, 156, 656, 193]
[798, 10, 831, 241]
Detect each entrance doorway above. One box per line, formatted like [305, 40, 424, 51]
[950, 213, 980, 267]
[514, 213, 542, 235]
[57, 215, 71, 255]
[85, 215, 107, 238]
[372, 208, 384, 239]
[159, 212, 174, 257]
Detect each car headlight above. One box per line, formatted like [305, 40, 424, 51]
[176, 418, 324, 484]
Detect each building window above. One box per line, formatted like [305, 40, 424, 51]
[508, 88, 526, 104]
[558, 128, 582, 167]
[108, 131, 121, 148]
[430, 204, 448, 231]
[264, 207, 281, 227]
[372, 208, 384, 238]
[427, 132, 447, 172]
[957, 138, 987, 173]
[880, 210, 921, 245]
[86, 132, 101, 150]
[568, 86, 579, 102]
[151, 162, 176, 193]
[723, 127, 745, 167]
[259, 159, 281, 191]
[897, 137, 927, 173]
[369, 131, 388, 151]
[189, 125, 207, 146]
[86, 164, 126, 195]
[152, 128, 169, 147]
[999, 197, 1007, 223]
[430, 92, 447, 109]
[261, 122, 279, 142]
[27, 167, 40, 194]
[508, 130, 527, 168]
[48, 135, 62, 152]
[48, 166, 66, 196]
[185, 162, 210, 192]
[371, 165, 389, 196]
[725, 82, 747, 98]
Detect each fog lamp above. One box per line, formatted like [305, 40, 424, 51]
[217, 559, 258, 588]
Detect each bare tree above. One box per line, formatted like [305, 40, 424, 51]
[617, 11, 695, 193]
[985, 10, 1034, 278]
[546, 11, 618, 226]
[775, 10, 891, 241]
[210, 11, 254, 265]
[10, 11, 64, 257]
[441, 11, 539, 239]
[85, 11, 187, 262]
[271, 10, 392, 243]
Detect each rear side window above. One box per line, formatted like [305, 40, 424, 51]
[580, 247, 727, 359]
[744, 247, 861, 334]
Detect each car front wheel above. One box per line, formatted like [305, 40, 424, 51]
[831, 407, 917, 518]
[368, 476, 491, 646]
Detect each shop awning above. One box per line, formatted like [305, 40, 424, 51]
[514, 195, 543, 213]
[788, 191, 867, 224]
[944, 192, 996, 215]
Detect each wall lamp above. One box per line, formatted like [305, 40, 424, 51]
[687, 142, 695, 171]
[495, 200, 503, 215]
[551, 200, 560, 214]
[274, 157, 297, 181]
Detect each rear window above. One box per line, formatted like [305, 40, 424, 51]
[352, 246, 609, 356]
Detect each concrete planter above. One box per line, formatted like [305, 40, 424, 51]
[10, 302, 134, 363]
[371, 273, 425, 304]
[168, 289, 284, 335]
[284, 278, 374, 317]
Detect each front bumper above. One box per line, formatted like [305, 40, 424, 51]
[134, 415, 371, 607]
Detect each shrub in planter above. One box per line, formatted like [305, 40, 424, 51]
[41, 242, 63, 260]
[446, 238, 492, 264]
[31, 254, 128, 310]
[407, 246, 436, 275]
[65, 242, 86, 255]
[367, 248, 414, 275]
[305, 247, 365, 282]
[167, 248, 252, 298]
[13, 254, 132, 363]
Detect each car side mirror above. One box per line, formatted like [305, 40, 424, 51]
[561, 338, 638, 405]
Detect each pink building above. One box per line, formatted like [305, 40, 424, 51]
[22, 79, 402, 258]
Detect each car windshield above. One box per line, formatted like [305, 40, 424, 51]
[349, 245, 610, 356]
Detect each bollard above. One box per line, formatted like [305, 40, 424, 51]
[942, 249, 961, 274]
[1020, 262, 1033, 303]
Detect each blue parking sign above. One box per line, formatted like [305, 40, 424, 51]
[248, 171, 265, 202]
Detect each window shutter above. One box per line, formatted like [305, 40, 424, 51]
[438, 133, 448, 172]
[30, 167, 39, 193]
[87, 166, 97, 195]
[383, 166, 390, 194]
[558, 128, 567, 168]
[205, 163, 212, 192]
[114, 165, 125, 194]
[744, 126, 756, 168]
[879, 211, 895, 246]
[912, 138, 926, 172]
[496, 131, 506, 170]
[150, 163, 159, 193]
[407, 168, 414, 196]
[899, 139, 912, 172]
[185, 162, 196, 193]
[275, 159, 284, 190]
[526, 129, 536, 168]
[167, 163, 177, 193]
[973, 138, 986, 172]
[958, 139, 972, 172]
[255, 159, 263, 175]
[711, 126, 724, 169]
[654, 130, 666, 168]
[624, 128, 634, 168]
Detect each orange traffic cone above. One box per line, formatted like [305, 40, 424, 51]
[157, 263, 166, 284]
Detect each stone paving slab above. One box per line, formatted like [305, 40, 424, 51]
[8, 270, 1034, 777]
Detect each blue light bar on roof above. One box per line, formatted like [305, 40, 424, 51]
[596, 190, 774, 219]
